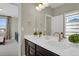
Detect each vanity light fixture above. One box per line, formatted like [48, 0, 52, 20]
[35, 3, 48, 11]
[38, 3, 45, 9]
[0, 9, 3, 11]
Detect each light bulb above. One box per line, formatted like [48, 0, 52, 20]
[43, 3, 48, 7]
[38, 4, 45, 9]
[0, 9, 3, 11]
[35, 6, 42, 11]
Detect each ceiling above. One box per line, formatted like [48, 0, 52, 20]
[10, 3, 64, 8]
[0, 3, 18, 17]
[48, 3, 64, 8]
[10, 3, 19, 6]
[0, 3, 64, 17]
[34, 3, 64, 8]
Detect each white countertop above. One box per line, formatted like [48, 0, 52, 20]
[24, 35, 79, 56]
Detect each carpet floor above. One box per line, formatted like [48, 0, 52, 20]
[0, 39, 18, 56]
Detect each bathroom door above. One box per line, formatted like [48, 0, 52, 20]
[45, 15, 52, 35]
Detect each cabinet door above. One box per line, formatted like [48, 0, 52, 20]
[28, 40, 35, 49]
[25, 39, 59, 56]
[29, 47, 35, 56]
[25, 39, 36, 56]
[36, 52, 43, 56]
[36, 45, 59, 56]
[25, 39, 28, 55]
[28, 41, 36, 56]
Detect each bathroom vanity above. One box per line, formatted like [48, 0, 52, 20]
[24, 35, 79, 56]
[25, 39, 59, 56]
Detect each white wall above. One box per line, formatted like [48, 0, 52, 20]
[18, 4, 22, 56]
[53, 3, 79, 16]
[11, 17, 18, 39]
[21, 3, 53, 55]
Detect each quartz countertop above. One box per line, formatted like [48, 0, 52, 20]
[24, 35, 79, 56]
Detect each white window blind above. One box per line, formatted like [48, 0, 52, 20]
[65, 12, 79, 38]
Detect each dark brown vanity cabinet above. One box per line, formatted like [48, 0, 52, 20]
[25, 39, 36, 56]
[25, 39, 59, 56]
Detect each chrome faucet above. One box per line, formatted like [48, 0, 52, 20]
[53, 32, 64, 42]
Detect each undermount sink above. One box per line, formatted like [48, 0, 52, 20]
[46, 38, 71, 50]
[31, 35, 71, 49]
[39, 36, 59, 41]
[36, 36, 71, 50]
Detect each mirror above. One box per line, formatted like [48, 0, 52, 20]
[45, 14, 52, 35]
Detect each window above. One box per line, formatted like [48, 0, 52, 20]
[65, 12, 79, 38]
[0, 16, 7, 33]
[0, 18, 7, 29]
